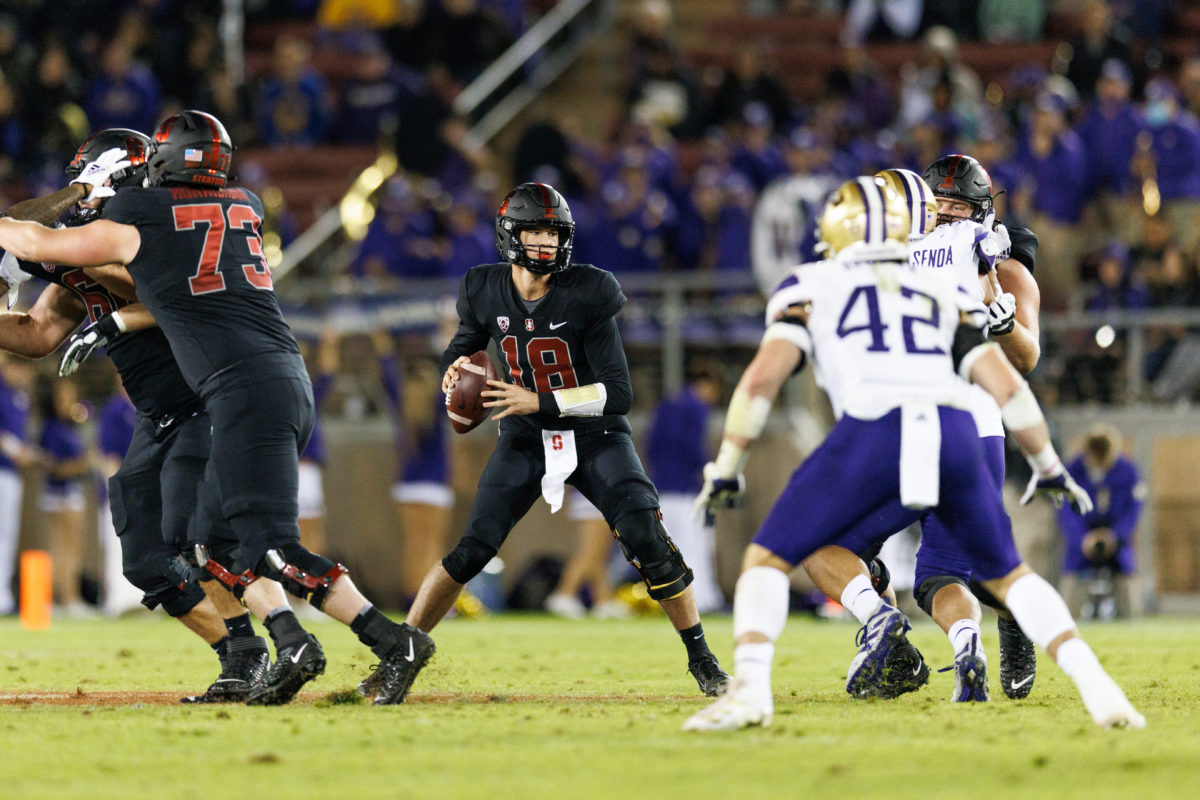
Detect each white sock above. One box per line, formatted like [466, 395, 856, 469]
[732, 566, 790, 642]
[734, 642, 775, 688]
[840, 574, 884, 624]
[948, 619, 982, 655]
[998, 573, 1075, 650]
[1055, 637, 1101, 680]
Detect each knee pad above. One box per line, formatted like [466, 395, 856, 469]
[967, 578, 1007, 612]
[255, 543, 347, 609]
[442, 536, 497, 585]
[190, 544, 258, 598]
[125, 554, 206, 618]
[613, 509, 693, 601]
[866, 556, 891, 596]
[914, 574, 969, 617]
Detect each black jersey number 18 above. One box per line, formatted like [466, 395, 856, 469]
[500, 335, 580, 392]
[172, 202, 273, 296]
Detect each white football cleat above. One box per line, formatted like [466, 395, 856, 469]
[682, 682, 773, 732]
[1076, 669, 1146, 730]
[544, 593, 587, 620]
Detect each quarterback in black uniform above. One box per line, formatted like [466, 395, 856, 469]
[0, 129, 287, 702]
[0, 110, 422, 706]
[391, 182, 730, 700]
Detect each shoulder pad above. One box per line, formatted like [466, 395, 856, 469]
[1005, 225, 1038, 274]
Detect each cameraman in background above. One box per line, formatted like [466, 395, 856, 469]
[1057, 425, 1145, 619]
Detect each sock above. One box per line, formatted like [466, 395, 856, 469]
[948, 619, 982, 655]
[678, 623, 710, 662]
[840, 574, 884, 624]
[733, 641, 774, 688]
[1054, 637, 1101, 680]
[211, 636, 230, 663]
[352, 604, 403, 659]
[264, 608, 307, 650]
[224, 612, 255, 639]
[733, 566, 790, 642]
[1000, 573, 1075, 650]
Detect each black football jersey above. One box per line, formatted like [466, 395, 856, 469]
[102, 186, 302, 396]
[19, 259, 198, 419]
[1006, 225, 1038, 274]
[440, 263, 633, 434]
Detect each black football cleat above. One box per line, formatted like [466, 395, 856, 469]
[998, 615, 1037, 699]
[356, 664, 383, 699]
[245, 634, 326, 706]
[866, 634, 930, 699]
[688, 653, 731, 697]
[181, 637, 270, 704]
[372, 623, 436, 705]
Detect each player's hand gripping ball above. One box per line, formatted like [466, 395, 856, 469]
[445, 351, 499, 433]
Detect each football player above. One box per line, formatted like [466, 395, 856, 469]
[0, 129, 295, 703]
[381, 182, 731, 701]
[0, 110, 421, 706]
[684, 176, 1143, 732]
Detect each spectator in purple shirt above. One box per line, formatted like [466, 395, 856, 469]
[375, 331, 452, 608]
[96, 380, 138, 616]
[0, 355, 34, 616]
[1138, 78, 1200, 254]
[644, 361, 724, 612]
[351, 178, 441, 279]
[256, 34, 330, 146]
[84, 37, 161, 135]
[1057, 425, 1144, 618]
[37, 376, 94, 617]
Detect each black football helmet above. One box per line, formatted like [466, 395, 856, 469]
[145, 110, 233, 188]
[922, 154, 993, 225]
[495, 182, 575, 274]
[65, 128, 152, 220]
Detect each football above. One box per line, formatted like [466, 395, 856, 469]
[445, 350, 499, 434]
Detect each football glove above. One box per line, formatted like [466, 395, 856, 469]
[0, 251, 30, 309]
[694, 461, 746, 524]
[59, 313, 124, 376]
[987, 291, 1017, 336]
[69, 147, 131, 203]
[1020, 466, 1093, 515]
[976, 222, 1012, 272]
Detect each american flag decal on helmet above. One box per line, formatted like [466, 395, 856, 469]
[185, 148, 205, 164]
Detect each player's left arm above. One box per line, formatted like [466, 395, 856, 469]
[988, 258, 1041, 373]
[2, 185, 89, 227]
[82, 264, 139, 301]
[0, 218, 140, 269]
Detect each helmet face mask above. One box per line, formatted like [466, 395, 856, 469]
[146, 110, 233, 189]
[495, 182, 575, 274]
[818, 176, 910, 257]
[65, 128, 153, 220]
[922, 154, 993, 226]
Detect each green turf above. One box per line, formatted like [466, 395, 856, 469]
[0, 612, 1193, 800]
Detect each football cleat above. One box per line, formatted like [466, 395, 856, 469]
[864, 635, 930, 699]
[356, 663, 383, 699]
[998, 615, 1037, 699]
[372, 623, 436, 705]
[688, 653, 732, 697]
[846, 604, 911, 696]
[180, 637, 270, 704]
[682, 679, 773, 731]
[245, 633, 326, 706]
[944, 633, 989, 702]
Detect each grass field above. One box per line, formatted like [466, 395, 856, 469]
[1, 611, 1194, 800]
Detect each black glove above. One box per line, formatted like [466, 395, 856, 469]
[59, 313, 123, 376]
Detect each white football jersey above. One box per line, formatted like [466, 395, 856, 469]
[765, 242, 985, 421]
[908, 219, 1003, 437]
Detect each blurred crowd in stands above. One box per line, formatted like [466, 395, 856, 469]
[1, 0, 1200, 405]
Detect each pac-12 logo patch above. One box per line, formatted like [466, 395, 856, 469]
[525, 319, 535, 331]
[497, 316, 509, 332]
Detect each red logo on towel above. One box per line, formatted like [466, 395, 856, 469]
[552, 435, 563, 450]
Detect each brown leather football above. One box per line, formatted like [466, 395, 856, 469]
[445, 350, 499, 434]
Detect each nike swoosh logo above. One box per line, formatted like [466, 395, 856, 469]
[1011, 675, 1034, 691]
[405, 638, 415, 662]
[911, 664, 923, 677]
[289, 643, 308, 664]
[549, 321, 567, 330]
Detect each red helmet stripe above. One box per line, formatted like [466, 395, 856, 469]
[940, 155, 962, 189]
[535, 183, 557, 219]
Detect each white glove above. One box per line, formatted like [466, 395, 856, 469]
[1020, 463, 1094, 515]
[70, 147, 131, 203]
[0, 251, 30, 309]
[693, 461, 746, 524]
[976, 223, 1011, 271]
[987, 292, 1017, 336]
